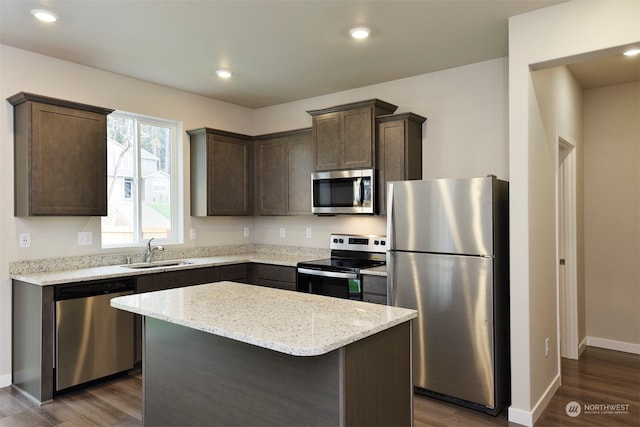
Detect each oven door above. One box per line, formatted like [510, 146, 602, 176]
[296, 268, 362, 300]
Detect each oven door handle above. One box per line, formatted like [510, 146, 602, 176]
[297, 268, 359, 280]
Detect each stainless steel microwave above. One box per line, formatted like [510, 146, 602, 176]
[311, 169, 375, 214]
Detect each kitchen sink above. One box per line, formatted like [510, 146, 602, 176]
[121, 260, 193, 269]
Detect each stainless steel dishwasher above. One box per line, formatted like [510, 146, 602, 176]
[55, 279, 135, 391]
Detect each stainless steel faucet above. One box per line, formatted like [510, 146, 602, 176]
[144, 238, 164, 263]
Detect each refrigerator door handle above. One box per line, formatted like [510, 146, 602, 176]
[386, 252, 395, 305]
[386, 182, 395, 306]
[386, 182, 394, 246]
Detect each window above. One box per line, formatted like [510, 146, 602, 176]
[102, 111, 181, 247]
[123, 178, 133, 199]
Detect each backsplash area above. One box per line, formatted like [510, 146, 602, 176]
[9, 244, 329, 276]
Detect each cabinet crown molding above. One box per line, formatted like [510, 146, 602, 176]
[376, 112, 427, 124]
[7, 92, 114, 115]
[186, 127, 253, 141]
[306, 98, 397, 116]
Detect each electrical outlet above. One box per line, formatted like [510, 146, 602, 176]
[77, 232, 92, 245]
[545, 337, 550, 357]
[306, 228, 312, 239]
[244, 227, 249, 238]
[190, 228, 197, 240]
[279, 227, 285, 238]
[19, 233, 30, 248]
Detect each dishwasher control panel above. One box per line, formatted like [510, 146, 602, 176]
[54, 278, 135, 301]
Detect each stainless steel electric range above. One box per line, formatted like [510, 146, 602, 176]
[296, 234, 386, 300]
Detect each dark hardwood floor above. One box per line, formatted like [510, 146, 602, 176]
[1, 347, 638, 426]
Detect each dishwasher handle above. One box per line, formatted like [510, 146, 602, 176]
[54, 278, 135, 301]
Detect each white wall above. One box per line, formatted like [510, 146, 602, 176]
[0, 44, 509, 386]
[508, 1, 640, 425]
[584, 81, 640, 349]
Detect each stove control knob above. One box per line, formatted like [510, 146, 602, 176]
[339, 238, 344, 243]
[333, 238, 339, 243]
[374, 240, 379, 245]
[381, 240, 386, 246]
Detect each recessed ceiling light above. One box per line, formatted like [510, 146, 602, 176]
[349, 27, 371, 40]
[216, 69, 232, 79]
[623, 48, 640, 57]
[30, 9, 58, 23]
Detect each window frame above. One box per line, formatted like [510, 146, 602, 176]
[102, 110, 183, 249]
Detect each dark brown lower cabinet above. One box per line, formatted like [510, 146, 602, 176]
[143, 317, 412, 426]
[362, 274, 388, 305]
[250, 263, 296, 290]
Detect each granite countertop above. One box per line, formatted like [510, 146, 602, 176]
[10, 244, 386, 286]
[111, 281, 415, 356]
[10, 252, 322, 286]
[360, 265, 387, 276]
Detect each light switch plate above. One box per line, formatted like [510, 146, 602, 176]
[78, 231, 92, 245]
[190, 228, 197, 240]
[279, 228, 285, 238]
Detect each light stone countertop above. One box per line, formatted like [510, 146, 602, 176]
[10, 244, 386, 286]
[360, 265, 387, 276]
[10, 253, 321, 286]
[111, 281, 415, 356]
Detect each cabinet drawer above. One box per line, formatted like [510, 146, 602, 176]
[251, 264, 296, 290]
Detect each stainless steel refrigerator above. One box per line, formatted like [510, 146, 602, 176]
[386, 176, 510, 416]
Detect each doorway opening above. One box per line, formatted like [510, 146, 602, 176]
[557, 134, 579, 360]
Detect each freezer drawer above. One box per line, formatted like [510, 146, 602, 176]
[388, 251, 496, 408]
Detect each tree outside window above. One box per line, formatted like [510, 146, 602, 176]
[102, 112, 179, 247]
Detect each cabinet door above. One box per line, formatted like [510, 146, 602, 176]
[255, 138, 287, 215]
[377, 119, 406, 215]
[286, 130, 313, 215]
[362, 274, 388, 305]
[312, 112, 340, 171]
[208, 134, 252, 215]
[342, 107, 374, 169]
[219, 263, 250, 283]
[377, 114, 424, 214]
[27, 102, 107, 215]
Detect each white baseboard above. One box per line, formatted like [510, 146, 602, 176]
[578, 336, 587, 356]
[586, 336, 640, 355]
[508, 406, 533, 427]
[507, 373, 561, 427]
[0, 373, 11, 388]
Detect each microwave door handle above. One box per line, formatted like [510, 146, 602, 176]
[354, 177, 362, 206]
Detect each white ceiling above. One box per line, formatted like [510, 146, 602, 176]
[1, 0, 637, 109]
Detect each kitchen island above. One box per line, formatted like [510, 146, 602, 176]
[111, 281, 416, 426]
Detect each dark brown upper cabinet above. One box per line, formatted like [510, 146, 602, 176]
[8, 92, 114, 216]
[254, 128, 313, 216]
[307, 99, 397, 171]
[188, 128, 253, 216]
[376, 113, 427, 214]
